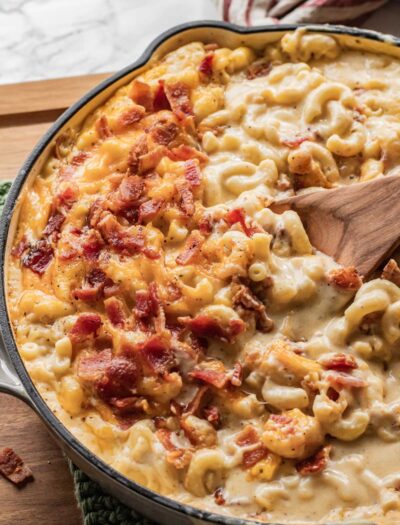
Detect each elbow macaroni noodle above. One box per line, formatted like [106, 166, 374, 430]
[7, 29, 400, 523]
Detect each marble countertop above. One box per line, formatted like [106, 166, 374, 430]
[1, 0, 400, 85]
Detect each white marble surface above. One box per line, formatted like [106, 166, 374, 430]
[1, 0, 400, 85]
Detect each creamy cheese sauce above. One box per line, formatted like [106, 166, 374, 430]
[7, 29, 400, 523]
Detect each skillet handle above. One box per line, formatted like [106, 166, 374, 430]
[0, 331, 31, 404]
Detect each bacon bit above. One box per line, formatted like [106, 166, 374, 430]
[69, 313, 102, 343]
[198, 216, 212, 235]
[225, 208, 256, 237]
[11, 236, 29, 258]
[232, 280, 274, 333]
[184, 386, 209, 417]
[230, 361, 243, 387]
[54, 184, 78, 211]
[153, 81, 171, 112]
[98, 213, 144, 255]
[73, 274, 104, 301]
[138, 145, 166, 173]
[138, 199, 164, 224]
[149, 117, 179, 146]
[0, 447, 33, 486]
[109, 396, 144, 417]
[326, 371, 367, 389]
[127, 135, 149, 175]
[214, 487, 226, 505]
[296, 446, 331, 476]
[129, 80, 153, 112]
[247, 61, 272, 80]
[135, 284, 159, 324]
[42, 211, 65, 239]
[281, 135, 314, 149]
[199, 53, 214, 78]
[167, 145, 208, 165]
[327, 387, 340, 401]
[242, 445, 269, 470]
[184, 160, 202, 188]
[382, 259, 400, 287]
[164, 82, 194, 121]
[82, 229, 104, 260]
[166, 281, 182, 302]
[117, 104, 145, 128]
[97, 354, 140, 402]
[117, 175, 145, 209]
[203, 405, 221, 428]
[176, 181, 195, 217]
[156, 429, 192, 469]
[176, 230, 204, 265]
[189, 368, 227, 389]
[139, 335, 171, 374]
[96, 115, 112, 140]
[321, 353, 357, 372]
[236, 425, 259, 447]
[181, 315, 246, 343]
[77, 349, 113, 382]
[22, 240, 53, 275]
[327, 266, 362, 291]
[71, 152, 89, 166]
[104, 296, 126, 327]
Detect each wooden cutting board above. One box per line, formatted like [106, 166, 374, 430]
[0, 72, 109, 525]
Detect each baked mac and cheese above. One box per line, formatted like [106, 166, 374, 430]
[8, 29, 400, 524]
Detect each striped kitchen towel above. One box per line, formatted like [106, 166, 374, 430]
[218, 0, 388, 26]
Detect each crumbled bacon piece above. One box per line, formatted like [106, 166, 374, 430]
[232, 280, 274, 333]
[104, 296, 126, 327]
[129, 80, 153, 111]
[321, 353, 357, 372]
[139, 335, 172, 374]
[326, 371, 367, 389]
[327, 266, 362, 291]
[225, 208, 256, 237]
[167, 145, 208, 165]
[96, 115, 112, 140]
[127, 135, 149, 175]
[189, 368, 227, 389]
[73, 268, 107, 302]
[176, 230, 204, 265]
[148, 111, 179, 145]
[22, 240, 53, 275]
[69, 313, 102, 343]
[175, 181, 194, 217]
[71, 152, 89, 166]
[214, 487, 226, 505]
[184, 386, 209, 417]
[138, 145, 166, 173]
[198, 216, 212, 235]
[203, 405, 221, 428]
[247, 61, 272, 79]
[42, 211, 65, 239]
[242, 445, 269, 469]
[115, 175, 145, 211]
[236, 425, 259, 447]
[11, 236, 29, 258]
[0, 447, 33, 486]
[55, 184, 78, 211]
[164, 82, 193, 121]
[134, 283, 159, 326]
[156, 429, 192, 469]
[296, 446, 331, 476]
[199, 53, 214, 78]
[77, 349, 113, 382]
[382, 259, 400, 287]
[184, 160, 202, 187]
[96, 354, 140, 402]
[281, 135, 314, 148]
[81, 229, 104, 260]
[98, 213, 144, 255]
[153, 81, 171, 112]
[230, 361, 243, 387]
[138, 199, 164, 224]
[181, 315, 245, 343]
[117, 104, 146, 128]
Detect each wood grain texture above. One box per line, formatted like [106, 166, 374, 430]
[0, 74, 112, 525]
[271, 176, 400, 277]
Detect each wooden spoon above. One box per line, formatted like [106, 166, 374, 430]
[270, 175, 400, 277]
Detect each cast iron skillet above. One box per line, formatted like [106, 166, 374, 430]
[0, 20, 399, 525]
